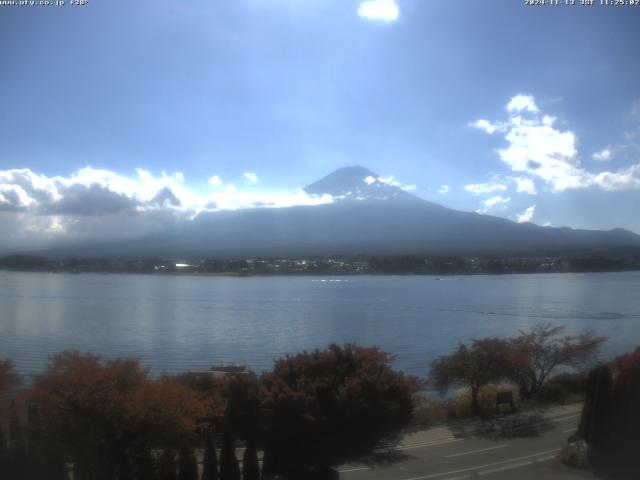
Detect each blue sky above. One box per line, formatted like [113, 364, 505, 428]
[1, 0, 640, 249]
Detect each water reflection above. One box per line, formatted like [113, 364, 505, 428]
[0, 271, 638, 378]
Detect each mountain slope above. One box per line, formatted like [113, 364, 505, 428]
[34, 166, 640, 259]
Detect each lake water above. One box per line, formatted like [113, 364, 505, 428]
[1, 271, 639, 379]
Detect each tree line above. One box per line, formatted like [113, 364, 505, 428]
[429, 324, 606, 414]
[0, 325, 609, 480]
[0, 345, 419, 480]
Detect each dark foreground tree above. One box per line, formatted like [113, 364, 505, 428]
[430, 338, 511, 414]
[219, 428, 240, 480]
[178, 447, 198, 480]
[6, 403, 28, 480]
[578, 347, 640, 479]
[241, 440, 260, 480]
[507, 324, 605, 400]
[261, 343, 419, 478]
[577, 365, 612, 458]
[158, 449, 178, 480]
[0, 359, 21, 396]
[201, 428, 218, 480]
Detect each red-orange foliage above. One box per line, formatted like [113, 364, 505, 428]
[26, 351, 203, 478]
[260, 344, 420, 475]
[172, 372, 227, 428]
[614, 347, 640, 379]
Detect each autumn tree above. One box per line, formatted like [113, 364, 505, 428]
[430, 338, 511, 414]
[507, 324, 605, 400]
[26, 351, 203, 480]
[260, 343, 419, 478]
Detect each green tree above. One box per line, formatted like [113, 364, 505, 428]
[430, 338, 511, 414]
[260, 343, 419, 478]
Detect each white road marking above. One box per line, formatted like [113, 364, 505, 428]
[401, 448, 561, 480]
[338, 466, 370, 473]
[550, 413, 580, 423]
[535, 454, 559, 462]
[394, 438, 464, 451]
[443, 444, 508, 458]
[563, 428, 577, 433]
[478, 460, 533, 475]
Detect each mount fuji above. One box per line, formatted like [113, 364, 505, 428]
[33, 166, 640, 259]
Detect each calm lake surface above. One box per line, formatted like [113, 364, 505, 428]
[1, 271, 639, 378]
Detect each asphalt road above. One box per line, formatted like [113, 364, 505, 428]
[337, 404, 595, 480]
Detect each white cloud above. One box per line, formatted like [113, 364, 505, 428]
[590, 164, 640, 191]
[517, 205, 536, 223]
[0, 167, 334, 216]
[483, 196, 510, 208]
[475, 195, 511, 214]
[507, 94, 539, 113]
[171, 172, 185, 183]
[592, 148, 612, 162]
[437, 185, 450, 194]
[373, 174, 415, 192]
[377, 174, 396, 185]
[0, 184, 37, 211]
[208, 175, 222, 186]
[364, 176, 376, 185]
[465, 181, 507, 195]
[469, 119, 502, 134]
[243, 172, 258, 184]
[357, 0, 399, 23]
[0, 167, 338, 251]
[471, 94, 640, 191]
[514, 176, 537, 195]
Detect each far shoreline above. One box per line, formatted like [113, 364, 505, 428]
[2, 267, 640, 278]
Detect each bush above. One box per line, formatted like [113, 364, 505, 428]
[261, 343, 420, 477]
[444, 385, 519, 419]
[535, 372, 588, 405]
[559, 440, 589, 469]
[410, 395, 447, 429]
